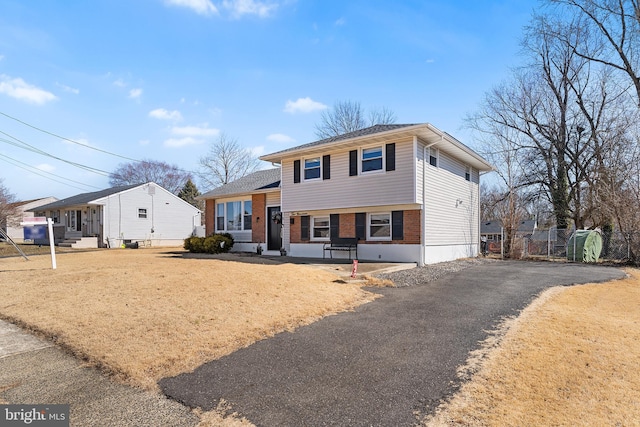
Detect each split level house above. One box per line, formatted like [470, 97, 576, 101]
[200, 123, 493, 266]
[30, 182, 202, 248]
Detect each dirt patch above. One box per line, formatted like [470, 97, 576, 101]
[424, 269, 640, 426]
[0, 248, 377, 391]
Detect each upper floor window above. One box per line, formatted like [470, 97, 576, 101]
[362, 146, 383, 172]
[304, 157, 321, 180]
[429, 148, 438, 167]
[465, 166, 471, 181]
[138, 208, 148, 219]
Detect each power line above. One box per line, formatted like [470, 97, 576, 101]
[0, 152, 101, 192]
[0, 132, 113, 176]
[0, 110, 141, 162]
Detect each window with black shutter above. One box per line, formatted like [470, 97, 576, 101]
[323, 155, 331, 180]
[392, 210, 404, 240]
[301, 215, 310, 240]
[386, 143, 395, 171]
[349, 150, 358, 176]
[293, 160, 301, 183]
[355, 213, 366, 240]
[330, 214, 339, 238]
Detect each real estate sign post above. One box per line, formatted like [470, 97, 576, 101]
[21, 216, 56, 270]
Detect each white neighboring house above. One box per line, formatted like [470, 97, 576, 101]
[31, 183, 201, 248]
[200, 123, 493, 265]
[2, 197, 58, 243]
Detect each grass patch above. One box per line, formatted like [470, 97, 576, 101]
[425, 268, 640, 426]
[0, 248, 377, 391]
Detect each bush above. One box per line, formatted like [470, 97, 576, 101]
[184, 233, 234, 254]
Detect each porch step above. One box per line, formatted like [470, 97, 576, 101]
[58, 237, 98, 249]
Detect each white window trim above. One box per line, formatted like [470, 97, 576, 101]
[428, 147, 439, 168]
[215, 199, 252, 232]
[138, 208, 148, 219]
[367, 212, 392, 241]
[303, 156, 322, 182]
[311, 216, 330, 241]
[360, 145, 385, 175]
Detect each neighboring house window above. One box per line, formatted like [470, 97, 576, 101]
[138, 208, 147, 219]
[52, 210, 60, 224]
[368, 213, 391, 240]
[362, 146, 383, 173]
[216, 200, 252, 231]
[304, 157, 321, 180]
[244, 201, 252, 231]
[465, 166, 471, 181]
[312, 216, 330, 240]
[429, 148, 438, 167]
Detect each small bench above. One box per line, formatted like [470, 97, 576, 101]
[323, 237, 358, 260]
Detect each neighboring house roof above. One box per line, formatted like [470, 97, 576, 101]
[8, 198, 53, 209]
[31, 184, 141, 211]
[481, 220, 537, 235]
[260, 123, 494, 172]
[199, 168, 281, 199]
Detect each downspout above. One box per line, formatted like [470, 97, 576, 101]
[421, 140, 439, 267]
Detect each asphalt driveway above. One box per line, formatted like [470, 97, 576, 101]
[160, 261, 625, 426]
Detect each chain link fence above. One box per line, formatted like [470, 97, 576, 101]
[492, 228, 640, 264]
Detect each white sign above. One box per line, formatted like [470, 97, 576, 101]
[21, 216, 48, 226]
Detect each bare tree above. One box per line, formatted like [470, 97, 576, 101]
[315, 100, 397, 139]
[548, 0, 640, 105]
[0, 179, 18, 233]
[198, 133, 261, 190]
[109, 159, 193, 195]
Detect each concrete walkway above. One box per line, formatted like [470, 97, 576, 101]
[0, 321, 198, 426]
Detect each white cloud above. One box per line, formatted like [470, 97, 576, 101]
[56, 82, 79, 94]
[129, 88, 143, 99]
[222, 0, 277, 18]
[425, 58, 435, 64]
[139, 139, 151, 146]
[250, 145, 265, 157]
[335, 17, 346, 26]
[171, 124, 220, 137]
[0, 75, 57, 105]
[267, 133, 295, 143]
[284, 97, 327, 114]
[36, 163, 55, 172]
[0, 55, 4, 61]
[165, 0, 218, 15]
[113, 78, 126, 87]
[149, 108, 183, 121]
[164, 137, 204, 147]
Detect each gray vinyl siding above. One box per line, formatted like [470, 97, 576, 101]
[282, 138, 416, 212]
[423, 148, 479, 246]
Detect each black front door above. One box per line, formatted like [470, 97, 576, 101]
[267, 206, 282, 251]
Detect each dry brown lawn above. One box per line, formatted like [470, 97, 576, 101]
[0, 248, 377, 392]
[425, 268, 640, 427]
[3, 247, 640, 426]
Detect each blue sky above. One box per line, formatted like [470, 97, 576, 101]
[0, 0, 538, 200]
